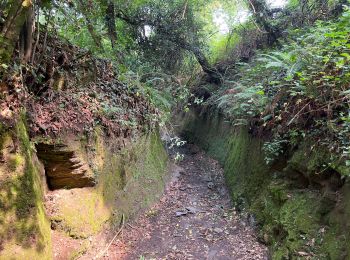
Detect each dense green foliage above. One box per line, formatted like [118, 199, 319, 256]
[206, 4, 350, 170]
[2, 0, 346, 113]
[2, 0, 350, 258]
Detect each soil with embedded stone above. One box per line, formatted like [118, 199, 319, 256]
[94, 145, 269, 259]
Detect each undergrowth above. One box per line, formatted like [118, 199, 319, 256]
[206, 5, 350, 171]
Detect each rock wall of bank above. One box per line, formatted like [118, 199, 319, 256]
[0, 117, 168, 259]
[179, 110, 350, 259]
[0, 117, 52, 259]
[42, 129, 169, 240]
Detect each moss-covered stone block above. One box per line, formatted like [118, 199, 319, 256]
[98, 132, 168, 224]
[49, 189, 110, 239]
[287, 142, 330, 178]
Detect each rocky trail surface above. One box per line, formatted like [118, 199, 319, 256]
[84, 145, 269, 260]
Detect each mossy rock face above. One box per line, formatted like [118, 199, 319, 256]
[47, 188, 110, 239]
[0, 119, 52, 259]
[0, 117, 168, 256]
[179, 111, 350, 259]
[98, 133, 169, 223]
[45, 131, 168, 238]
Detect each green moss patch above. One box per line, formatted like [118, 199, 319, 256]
[0, 119, 52, 259]
[49, 189, 110, 239]
[98, 132, 168, 224]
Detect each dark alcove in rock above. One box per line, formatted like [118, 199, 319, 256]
[36, 143, 95, 190]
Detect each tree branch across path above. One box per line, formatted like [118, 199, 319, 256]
[114, 6, 222, 83]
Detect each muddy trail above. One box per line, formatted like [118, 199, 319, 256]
[84, 144, 268, 260]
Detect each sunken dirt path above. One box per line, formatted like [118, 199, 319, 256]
[94, 145, 268, 259]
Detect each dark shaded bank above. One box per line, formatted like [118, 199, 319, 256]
[178, 110, 350, 259]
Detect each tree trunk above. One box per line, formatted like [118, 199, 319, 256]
[0, 0, 31, 67]
[155, 25, 221, 83]
[20, 4, 34, 63]
[248, 0, 280, 45]
[114, 11, 221, 83]
[105, 1, 117, 48]
[173, 38, 221, 83]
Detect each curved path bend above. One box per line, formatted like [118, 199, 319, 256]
[102, 145, 269, 259]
